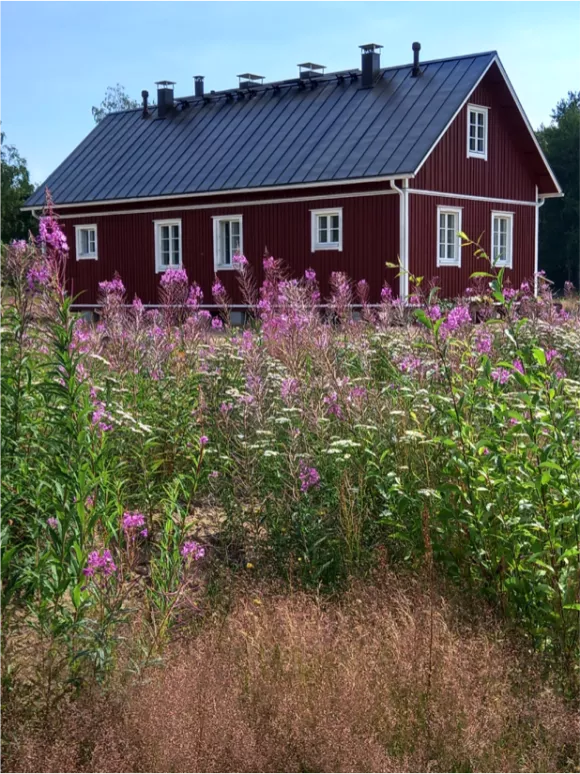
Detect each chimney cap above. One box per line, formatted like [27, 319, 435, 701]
[359, 43, 383, 52]
[155, 80, 176, 88]
[297, 62, 325, 73]
[412, 41, 421, 52]
[237, 73, 264, 82]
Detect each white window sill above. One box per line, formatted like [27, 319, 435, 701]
[436, 261, 461, 268]
[312, 244, 341, 252]
[215, 264, 236, 271]
[156, 265, 183, 273]
[467, 152, 487, 160]
[77, 254, 98, 261]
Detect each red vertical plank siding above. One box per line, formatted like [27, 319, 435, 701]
[414, 70, 537, 202]
[61, 190, 400, 305]
[408, 194, 535, 298]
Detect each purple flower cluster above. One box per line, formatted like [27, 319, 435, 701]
[181, 541, 206, 560]
[427, 305, 441, 321]
[160, 268, 188, 287]
[513, 359, 524, 374]
[281, 377, 300, 402]
[84, 549, 116, 578]
[323, 391, 343, 418]
[475, 333, 493, 355]
[122, 511, 147, 538]
[233, 253, 248, 266]
[399, 355, 422, 374]
[11, 239, 28, 253]
[263, 256, 276, 271]
[211, 316, 224, 330]
[91, 400, 113, 433]
[98, 277, 126, 295]
[444, 305, 472, 331]
[38, 216, 69, 253]
[299, 460, 321, 493]
[47, 517, 59, 529]
[26, 263, 51, 292]
[305, 268, 316, 282]
[491, 368, 511, 385]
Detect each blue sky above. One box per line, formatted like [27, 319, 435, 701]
[2, 1, 579, 185]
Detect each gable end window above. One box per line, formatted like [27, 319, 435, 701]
[154, 219, 182, 272]
[436, 206, 462, 267]
[213, 215, 243, 270]
[311, 208, 343, 252]
[467, 104, 488, 159]
[491, 211, 514, 268]
[75, 225, 98, 260]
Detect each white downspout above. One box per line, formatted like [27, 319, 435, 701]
[534, 185, 545, 296]
[390, 179, 409, 300]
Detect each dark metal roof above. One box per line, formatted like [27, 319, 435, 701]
[26, 51, 497, 207]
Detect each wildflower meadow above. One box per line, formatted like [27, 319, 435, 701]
[2, 202, 579, 772]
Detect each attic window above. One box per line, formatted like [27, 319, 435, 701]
[467, 104, 488, 159]
[154, 219, 182, 272]
[311, 208, 343, 252]
[213, 215, 243, 270]
[75, 225, 98, 260]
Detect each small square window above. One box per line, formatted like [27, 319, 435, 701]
[311, 208, 343, 252]
[467, 104, 488, 160]
[436, 206, 462, 267]
[213, 216, 243, 270]
[491, 211, 514, 268]
[154, 219, 182, 272]
[75, 225, 98, 260]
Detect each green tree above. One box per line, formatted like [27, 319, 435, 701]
[92, 84, 139, 123]
[536, 92, 580, 290]
[1, 133, 35, 243]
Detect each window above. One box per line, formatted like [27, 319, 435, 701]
[212, 215, 243, 269]
[75, 225, 98, 260]
[311, 208, 343, 252]
[154, 219, 182, 272]
[491, 211, 513, 268]
[467, 104, 488, 159]
[436, 206, 462, 267]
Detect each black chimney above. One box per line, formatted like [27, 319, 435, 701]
[141, 90, 149, 118]
[360, 43, 383, 88]
[156, 80, 175, 118]
[194, 75, 204, 98]
[412, 42, 421, 77]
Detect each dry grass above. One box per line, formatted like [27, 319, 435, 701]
[4, 573, 579, 773]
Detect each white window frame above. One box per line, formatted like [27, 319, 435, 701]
[74, 224, 98, 260]
[310, 208, 343, 252]
[154, 218, 182, 273]
[491, 211, 514, 268]
[467, 104, 489, 160]
[436, 206, 462, 267]
[212, 215, 243, 271]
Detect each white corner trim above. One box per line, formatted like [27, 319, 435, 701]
[436, 205, 463, 268]
[466, 103, 489, 161]
[534, 186, 545, 296]
[74, 223, 98, 260]
[310, 207, 343, 252]
[490, 210, 514, 269]
[390, 180, 409, 299]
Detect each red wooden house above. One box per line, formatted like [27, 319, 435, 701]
[24, 43, 561, 307]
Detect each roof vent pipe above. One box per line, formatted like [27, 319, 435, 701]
[156, 80, 175, 118]
[360, 44, 382, 88]
[194, 76, 204, 97]
[411, 42, 421, 77]
[141, 90, 149, 118]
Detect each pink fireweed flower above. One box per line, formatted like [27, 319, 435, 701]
[209, 470, 219, 479]
[211, 279, 225, 297]
[181, 541, 206, 560]
[26, 263, 51, 292]
[503, 287, 517, 300]
[83, 549, 116, 578]
[47, 517, 59, 529]
[38, 215, 69, 253]
[509, 418, 520, 426]
[323, 391, 343, 418]
[545, 349, 559, 364]
[10, 239, 28, 253]
[122, 512, 146, 532]
[305, 268, 316, 281]
[491, 368, 511, 385]
[232, 253, 248, 266]
[513, 359, 524, 374]
[427, 305, 441, 320]
[85, 494, 95, 509]
[443, 305, 472, 331]
[263, 256, 276, 270]
[220, 402, 234, 414]
[200, 435, 209, 446]
[299, 460, 321, 493]
[281, 377, 300, 402]
[211, 316, 224, 330]
[475, 333, 493, 355]
[399, 355, 422, 374]
[381, 285, 393, 302]
[160, 267, 188, 286]
[98, 277, 126, 295]
[481, 447, 490, 456]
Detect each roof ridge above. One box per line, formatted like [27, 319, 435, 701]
[102, 51, 497, 117]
